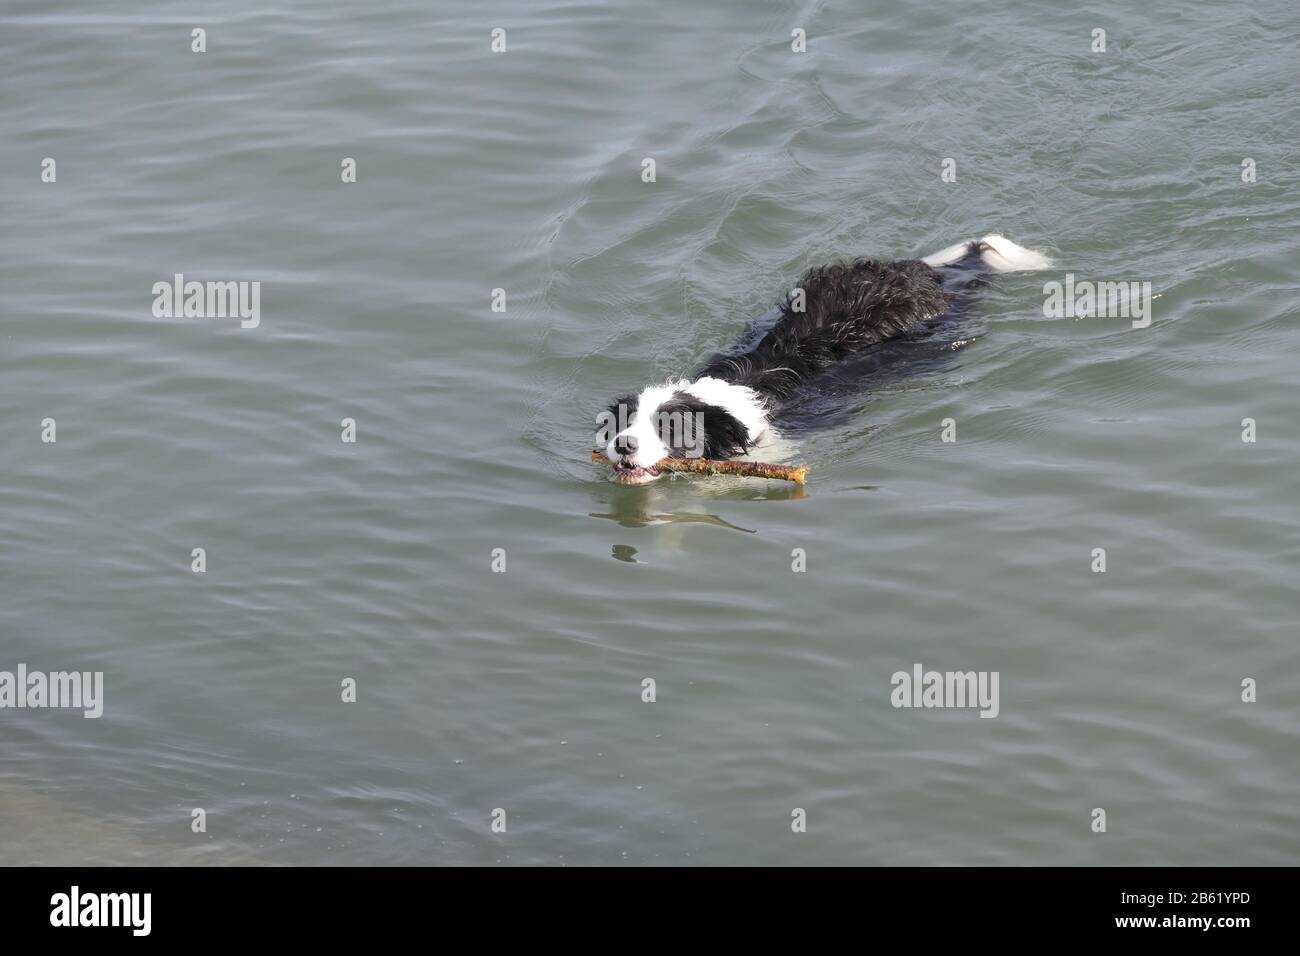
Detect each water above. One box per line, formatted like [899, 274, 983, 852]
[1, 0, 1297, 866]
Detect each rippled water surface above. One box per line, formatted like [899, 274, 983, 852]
[2, 0, 1297, 865]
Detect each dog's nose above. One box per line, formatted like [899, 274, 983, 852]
[613, 436, 637, 456]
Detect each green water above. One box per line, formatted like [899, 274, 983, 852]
[1, 0, 1297, 865]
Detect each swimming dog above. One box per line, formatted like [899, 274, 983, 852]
[599, 235, 1051, 483]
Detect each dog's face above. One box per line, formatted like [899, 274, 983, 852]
[598, 380, 761, 484]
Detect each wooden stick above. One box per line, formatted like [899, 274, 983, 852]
[591, 450, 808, 484]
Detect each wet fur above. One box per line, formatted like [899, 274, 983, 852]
[696, 257, 955, 403]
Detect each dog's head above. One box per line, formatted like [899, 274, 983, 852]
[596, 379, 765, 484]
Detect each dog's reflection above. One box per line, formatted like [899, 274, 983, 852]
[588, 476, 805, 536]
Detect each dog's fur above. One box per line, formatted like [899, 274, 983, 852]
[600, 235, 1051, 482]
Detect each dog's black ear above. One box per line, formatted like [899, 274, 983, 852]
[660, 393, 749, 460]
[700, 408, 750, 460]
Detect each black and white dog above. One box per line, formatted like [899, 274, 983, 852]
[599, 235, 1051, 483]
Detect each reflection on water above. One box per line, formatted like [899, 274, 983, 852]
[589, 506, 757, 533]
[589, 475, 808, 533]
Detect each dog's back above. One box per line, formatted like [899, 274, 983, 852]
[697, 236, 1050, 405]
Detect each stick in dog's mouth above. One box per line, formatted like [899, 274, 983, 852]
[592, 450, 808, 484]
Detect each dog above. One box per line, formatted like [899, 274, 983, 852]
[598, 235, 1051, 483]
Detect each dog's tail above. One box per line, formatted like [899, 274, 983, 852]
[922, 235, 1052, 273]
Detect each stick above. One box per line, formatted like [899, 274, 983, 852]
[591, 450, 808, 484]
